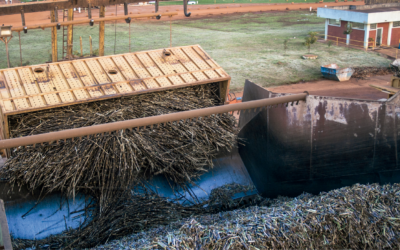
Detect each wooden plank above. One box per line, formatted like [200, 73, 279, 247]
[160, 51, 196, 84]
[16, 68, 46, 108]
[72, 60, 104, 98]
[148, 51, 185, 85]
[85, 59, 116, 95]
[2, 70, 30, 110]
[182, 47, 219, 79]
[48, 64, 75, 103]
[136, 53, 171, 87]
[193, 46, 229, 78]
[136, 53, 163, 77]
[0, 74, 14, 112]
[170, 48, 208, 81]
[32, 66, 61, 105]
[58, 63, 89, 100]
[98, 57, 132, 93]
[192, 46, 217, 68]
[85, 60, 110, 84]
[124, 54, 158, 89]
[112, 56, 146, 91]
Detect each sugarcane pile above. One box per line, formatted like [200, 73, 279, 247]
[11, 182, 259, 249]
[0, 83, 238, 210]
[352, 66, 393, 80]
[208, 183, 262, 209]
[91, 183, 400, 249]
[11, 187, 209, 249]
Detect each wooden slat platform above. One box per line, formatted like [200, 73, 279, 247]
[0, 45, 230, 116]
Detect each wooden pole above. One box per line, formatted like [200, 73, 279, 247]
[88, 3, 92, 19]
[99, 5, 105, 56]
[80, 36, 83, 57]
[89, 35, 93, 56]
[67, 8, 74, 59]
[20, 9, 26, 26]
[19, 31, 22, 66]
[50, 9, 58, 62]
[1, 37, 12, 68]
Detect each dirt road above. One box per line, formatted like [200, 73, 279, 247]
[0, 1, 364, 27]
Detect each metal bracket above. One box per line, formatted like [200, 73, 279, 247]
[183, 0, 191, 17]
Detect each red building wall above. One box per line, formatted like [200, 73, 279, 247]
[327, 21, 348, 45]
[327, 21, 365, 47]
[350, 29, 365, 47]
[377, 23, 389, 45]
[392, 27, 400, 47]
[369, 30, 377, 46]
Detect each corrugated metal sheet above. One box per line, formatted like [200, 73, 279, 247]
[0, 45, 229, 116]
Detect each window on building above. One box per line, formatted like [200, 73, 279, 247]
[329, 19, 340, 26]
[350, 22, 364, 29]
[370, 23, 377, 29]
[394, 21, 400, 27]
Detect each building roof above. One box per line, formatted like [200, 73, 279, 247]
[0, 45, 230, 115]
[318, 4, 400, 24]
[351, 7, 400, 13]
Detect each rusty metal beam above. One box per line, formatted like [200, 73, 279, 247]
[0, 93, 307, 150]
[11, 12, 177, 32]
[0, 0, 142, 15]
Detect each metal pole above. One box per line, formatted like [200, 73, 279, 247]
[0, 93, 308, 150]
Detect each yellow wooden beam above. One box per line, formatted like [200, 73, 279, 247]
[99, 5, 105, 57]
[67, 8, 74, 60]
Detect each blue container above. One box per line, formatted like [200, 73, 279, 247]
[321, 64, 354, 82]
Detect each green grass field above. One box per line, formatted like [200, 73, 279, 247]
[0, 11, 391, 90]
